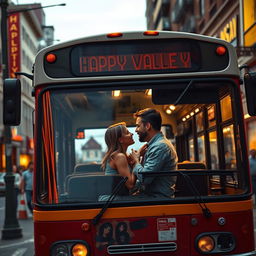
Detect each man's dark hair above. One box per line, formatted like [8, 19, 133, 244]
[134, 108, 162, 131]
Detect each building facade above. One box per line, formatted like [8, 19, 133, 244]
[0, 3, 53, 171]
[146, 0, 256, 151]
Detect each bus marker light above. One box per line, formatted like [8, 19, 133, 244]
[72, 243, 88, 256]
[46, 53, 57, 63]
[81, 222, 90, 232]
[197, 235, 214, 253]
[107, 32, 123, 38]
[216, 46, 226, 55]
[143, 30, 159, 36]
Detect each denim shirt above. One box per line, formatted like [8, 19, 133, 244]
[133, 132, 178, 198]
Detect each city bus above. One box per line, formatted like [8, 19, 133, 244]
[3, 31, 256, 256]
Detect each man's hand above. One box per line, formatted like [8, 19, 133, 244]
[130, 149, 140, 165]
[138, 144, 148, 157]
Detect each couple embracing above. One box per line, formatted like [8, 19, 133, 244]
[101, 108, 178, 198]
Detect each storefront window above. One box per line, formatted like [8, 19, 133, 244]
[220, 95, 232, 121]
[198, 135, 205, 163]
[189, 138, 195, 161]
[209, 131, 218, 169]
[248, 120, 256, 151]
[223, 125, 236, 169]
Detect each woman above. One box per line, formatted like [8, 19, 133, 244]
[102, 122, 136, 190]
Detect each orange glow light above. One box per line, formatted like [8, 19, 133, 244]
[107, 32, 123, 38]
[216, 46, 226, 55]
[72, 244, 88, 256]
[46, 53, 57, 63]
[143, 30, 159, 36]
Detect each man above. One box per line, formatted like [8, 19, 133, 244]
[130, 108, 178, 198]
[20, 161, 33, 213]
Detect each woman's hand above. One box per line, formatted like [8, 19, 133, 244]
[129, 149, 140, 165]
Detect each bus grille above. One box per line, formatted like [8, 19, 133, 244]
[107, 242, 177, 254]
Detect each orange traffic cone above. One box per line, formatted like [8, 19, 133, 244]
[18, 194, 28, 219]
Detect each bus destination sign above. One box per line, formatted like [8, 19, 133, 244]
[78, 52, 192, 74]
[70, 39, 200, 76]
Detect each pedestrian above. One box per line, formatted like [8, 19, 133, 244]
[249, 149, 256, 203]
[20, 161, 34, 214]
[130, 108, 178, 198]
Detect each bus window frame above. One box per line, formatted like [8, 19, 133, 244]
[34, 77, 250, 209]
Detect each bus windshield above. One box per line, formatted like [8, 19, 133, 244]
[37, 78, 248, 205]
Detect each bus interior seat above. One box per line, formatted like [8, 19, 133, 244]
[175, 161, 208, 196]
[67, 175, 129, 201]
[74, 163, 103, 173]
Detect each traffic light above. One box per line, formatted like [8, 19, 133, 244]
[3, 78, 21, 125]
[244, 72, 256, 116]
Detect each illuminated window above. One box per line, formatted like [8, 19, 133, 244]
[248, 120, 256, 150]
[207, 105, 216, 127]
[220, 95, 232, 121]
[209, 131, 218, 169]
[223, 125, 236, 169]
[198, 135, 205, 163]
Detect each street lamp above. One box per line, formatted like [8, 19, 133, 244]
[0, 0, 66, 240]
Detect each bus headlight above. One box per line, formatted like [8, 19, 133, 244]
[51, 244, 69, 256]
[197, 235, 215, 253]
[51, 241, 89, 256]
[72, 243, 88, 256]
[196, 232, 235, 254]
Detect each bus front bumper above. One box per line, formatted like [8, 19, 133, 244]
[227, 251, 256, 256]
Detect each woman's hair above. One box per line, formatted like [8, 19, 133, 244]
[102, 122, 127, 170]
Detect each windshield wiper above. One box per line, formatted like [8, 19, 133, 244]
[178, 171, 212, 218]
[92, 177, 128, 225]
[174, 80, 193, 105]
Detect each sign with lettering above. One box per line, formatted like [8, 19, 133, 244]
[220, 16, 237, 43]
[8, 13, 20, 78]
[70, 40, 200, 76]
[78, 52, 191, 73]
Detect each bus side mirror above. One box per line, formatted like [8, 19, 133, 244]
[3, 78, 21, 125]
[244, 72, 256, 116]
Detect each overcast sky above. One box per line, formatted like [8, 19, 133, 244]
[16, 0, 147, 42]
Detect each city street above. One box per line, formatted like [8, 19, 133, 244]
[0, 194, 256, 256]
[0, 196, 34, 256]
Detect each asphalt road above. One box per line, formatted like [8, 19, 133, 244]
[0, 196, 34, 256]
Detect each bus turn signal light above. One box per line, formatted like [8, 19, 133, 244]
[46, 53, 57, 63]
[216, 46, 226, 55]
[72, 243, 88, 256]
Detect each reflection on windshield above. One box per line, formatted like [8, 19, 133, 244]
[38, 84, 247, 205]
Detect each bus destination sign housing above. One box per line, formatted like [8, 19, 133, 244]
[44, 39, 229, 78]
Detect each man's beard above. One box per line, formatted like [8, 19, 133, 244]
[138, 131, 148, 142]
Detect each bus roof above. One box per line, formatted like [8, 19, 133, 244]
[33, 31, 239, 87]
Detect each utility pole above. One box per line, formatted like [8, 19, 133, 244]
[1, 0, 22, 239]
